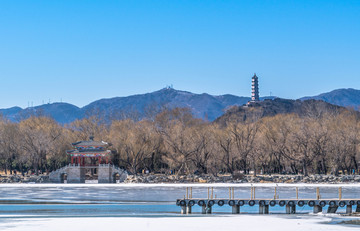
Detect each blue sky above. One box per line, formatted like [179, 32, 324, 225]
[0, 0, 359, 108]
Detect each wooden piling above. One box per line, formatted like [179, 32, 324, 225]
[232, 205, 240, 214]
[286, 205, 296, 214]
[346, 205, 352, 214]
[201, 205, 206, 214]
[313, 205, 322, 213]
[274, 187, 277, 200]
[356, 205, 360, 213]
[316, 187, 320, 200]
[186, 205, 192, 214]
[181, 206, 186, 214]
[339, 187, 342, 200]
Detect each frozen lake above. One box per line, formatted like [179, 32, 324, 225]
[0, 183, 359, 230]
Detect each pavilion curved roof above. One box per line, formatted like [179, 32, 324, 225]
[66, 149, 111, 156]
[72, 140, 108, 147]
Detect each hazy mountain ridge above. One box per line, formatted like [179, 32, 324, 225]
[300, 88, 360, 109]
[0, 88, 359, 124]
[0, 88, 252, 123]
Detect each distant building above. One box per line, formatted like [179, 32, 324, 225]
[251, 73, 259, 102]
[49, 136, 127, 183]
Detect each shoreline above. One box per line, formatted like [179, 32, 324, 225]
[1, 173, 360, 184]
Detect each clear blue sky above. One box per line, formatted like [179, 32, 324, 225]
[0, 0, 359, 108]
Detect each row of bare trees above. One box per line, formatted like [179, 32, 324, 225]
[0, 108, 359, 176]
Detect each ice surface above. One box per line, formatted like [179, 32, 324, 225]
[0, 184, 359, 230]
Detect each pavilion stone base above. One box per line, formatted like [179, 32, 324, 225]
[98, 165, 112, 183]
[66, 166, 86, 183]
[49, 164, 128, 183]
[98, 164, 128, 183]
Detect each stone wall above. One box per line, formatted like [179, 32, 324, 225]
[49, 165, 85, 183]
[49, 164, 127, 183]
[98, 165, 111, 183]
[66, 166, 86, 183]
[98, 164, 128, 183]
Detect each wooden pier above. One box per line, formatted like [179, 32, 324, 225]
[176, 187, 360, 215]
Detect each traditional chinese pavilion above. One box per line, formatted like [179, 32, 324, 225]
[66, 136, 111, 166]
[49, 137, 127, 183]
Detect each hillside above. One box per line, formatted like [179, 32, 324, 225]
[214, 98, 350, 125]
[0, 103, 83, 124]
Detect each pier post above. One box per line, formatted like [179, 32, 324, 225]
[259, 205, 269, 214]
[232, 205, 240, 214]
[346, 205, 352, 214]
[356, 205, 360, 213]
[206, 206, 212, 214]
[181, 206, 186, 214]
[313, 205, 322, 213]
[286, 205, 296, 214]
[186, 205, 192, 214]
[201, 205, 206, 214]
[327, 206, 338, 213]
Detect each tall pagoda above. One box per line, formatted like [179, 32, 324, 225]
[66, 136, 111, 166]
[251, 73, 260, 102]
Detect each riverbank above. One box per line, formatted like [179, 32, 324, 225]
[2, 173, 360, 184]
[124, 174, 360, 184]
[0, 175, 48, 183]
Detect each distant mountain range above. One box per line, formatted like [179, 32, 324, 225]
[0, 88, 359, 124]
[300, 88, 360, 109]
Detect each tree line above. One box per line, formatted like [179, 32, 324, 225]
[0, 107, 359, 176]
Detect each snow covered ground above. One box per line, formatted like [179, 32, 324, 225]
[0, 215, 358, 231]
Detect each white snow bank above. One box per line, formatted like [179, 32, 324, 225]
[0, 215, 357, 231]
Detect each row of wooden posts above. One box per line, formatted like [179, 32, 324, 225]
[184, 186, 343, 200]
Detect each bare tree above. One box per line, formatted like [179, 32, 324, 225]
[19, 117, 63, 175]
